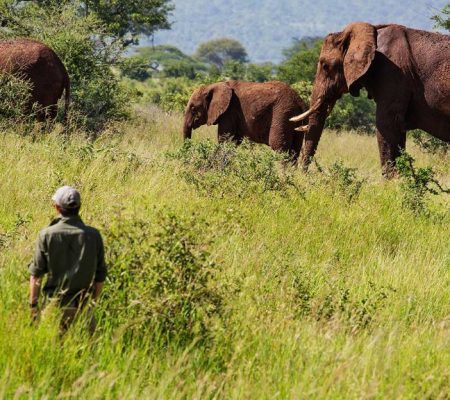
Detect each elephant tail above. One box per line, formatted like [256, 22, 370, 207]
[63, 72, 70, 122]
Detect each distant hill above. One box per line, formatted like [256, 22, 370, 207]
[143, 0, 448, 63]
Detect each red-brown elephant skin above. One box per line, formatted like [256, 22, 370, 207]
[183, 80, 307, 162]
[291, 22, 450, 177]
[0, 39, 70, 120]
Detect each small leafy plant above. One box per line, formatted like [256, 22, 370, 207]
[101, 211, 223, 346]
[411, 130, 449, 155]
[313, 159, 365, 203]
[396, 152, 450, 214]
[169, 139, 298, 198]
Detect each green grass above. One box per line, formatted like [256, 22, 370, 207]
[0, 110, 449, 399]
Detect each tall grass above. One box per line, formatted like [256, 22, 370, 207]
[0, 111, 449, 399]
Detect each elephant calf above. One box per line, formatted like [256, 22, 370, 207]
[183, 80, 307, 162]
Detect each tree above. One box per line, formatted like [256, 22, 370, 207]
[433, 3, 450, 30]
[6, 0, 174, 47]
[134, 45, 207, 79]
[195, 38, 248, 69]
[277, 37, 322, 84]
[82, 0, 174, 46]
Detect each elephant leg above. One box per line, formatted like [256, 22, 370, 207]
[376, 125, 406, 178]
[269, 127, 295, 162]
[375, 102, 408, 178]
[290, 131, 304, 165]
[218, 120, 241, 145]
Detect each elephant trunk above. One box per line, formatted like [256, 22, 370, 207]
[301, 110, 326, 169]
[183, 115, 192, 140]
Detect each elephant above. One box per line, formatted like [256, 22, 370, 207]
[183, 80, 307, 162]
[291, 22, 450, 177]
[0, 38, 70, 120]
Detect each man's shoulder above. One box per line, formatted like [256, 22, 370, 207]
[83, 224, 102, 237]
[39, 218, 63, 236]
[39, 218, 102, 238]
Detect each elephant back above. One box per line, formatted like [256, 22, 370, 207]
[0, 39, 50, 74]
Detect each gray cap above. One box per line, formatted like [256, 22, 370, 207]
[52, 186, 81, 209]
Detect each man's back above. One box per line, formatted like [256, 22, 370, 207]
[29, 215, 106, 302]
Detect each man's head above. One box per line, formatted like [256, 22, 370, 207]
[52, 186, 81, 216]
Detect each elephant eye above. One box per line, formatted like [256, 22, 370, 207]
[322, 62, 329, 72]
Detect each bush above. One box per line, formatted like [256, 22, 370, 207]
[312, 159, 365, 204]
[326, 92, 376, 133]
[120, 57, 152, 81]
[410, 130, 449, 155]
[396, 152, 450, 215]
[101, 211, 224, 346]
[1, 2, 130, 131]
[169, 139, 299, 198]
[310, 282, 394, 334]
[0, 72, 32, 121]
[291, 83, 375, 133]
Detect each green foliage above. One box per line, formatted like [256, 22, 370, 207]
[0, 1, 130, 130]
[220, 60, 275, 82]
[135, 45, 208, 79]
[313, 159, 365, 204]
[396, 151, 450, 215]
[13, 0, 173, 46]
[410, 129, 450, 155]
[432, 3, 450, 30]
[0, 71, 31, 120]
[277, 38, 322, 84]
[291, 80, 313, 106]
[291, 81, 376, 132]
[101, 211, 223, 345]
[120, 57, 152, 81]
[245, 62, 276, 82]
[195, 37, 249, 68]
[152, 0, 440, 63]
[326, 92, 376, 133]
[169, 139, 298, 197]
[142, 77, 201, 111]
[310, 282, 395, 334]
[0, 117, 449, 398]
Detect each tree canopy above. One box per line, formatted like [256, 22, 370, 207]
[277, 37, 322, 84]
[2, 0, 174, 46]
[195, 38, 248, 68]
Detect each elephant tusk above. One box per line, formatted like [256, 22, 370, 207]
[290, 99, 322, 122]
[295, 125, 309, 132]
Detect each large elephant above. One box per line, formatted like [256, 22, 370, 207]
[291, 22, 450, 176]
[0, 38, 70, 120]
[183, 80, 307, 161]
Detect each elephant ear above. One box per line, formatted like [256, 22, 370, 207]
[206, 83, 232, 126]
[342, 22, 377, 95]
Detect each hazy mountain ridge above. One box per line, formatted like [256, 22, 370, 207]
[147, 0, 448, 63]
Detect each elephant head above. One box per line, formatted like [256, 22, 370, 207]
[183, 83, 232, 139]
[291, 22, 377, 167]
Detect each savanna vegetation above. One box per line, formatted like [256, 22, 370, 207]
[0, 1, 449, 399]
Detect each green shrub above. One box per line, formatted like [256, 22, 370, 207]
[291, 80, 313, 106]
[120, 56, 152, 81]
[313, 159, 365, 204]
[169, 140, 299, 198]
[1, 2, 130, 131]
[396, 152, 450, 215]
[311, 282, 394, 334]
[410, 130, 449, 155]
[0, 71, 32, 121]
[291, 83, 375, 133]
[326, 91, 376, 133]
[101, 211, 224, 346]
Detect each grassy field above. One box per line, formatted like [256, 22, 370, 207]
[0, 108, 449, 399]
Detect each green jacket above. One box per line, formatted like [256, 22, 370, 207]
[29, 215, 106, 301]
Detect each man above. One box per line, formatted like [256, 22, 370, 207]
[29, 186, 106, 332]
